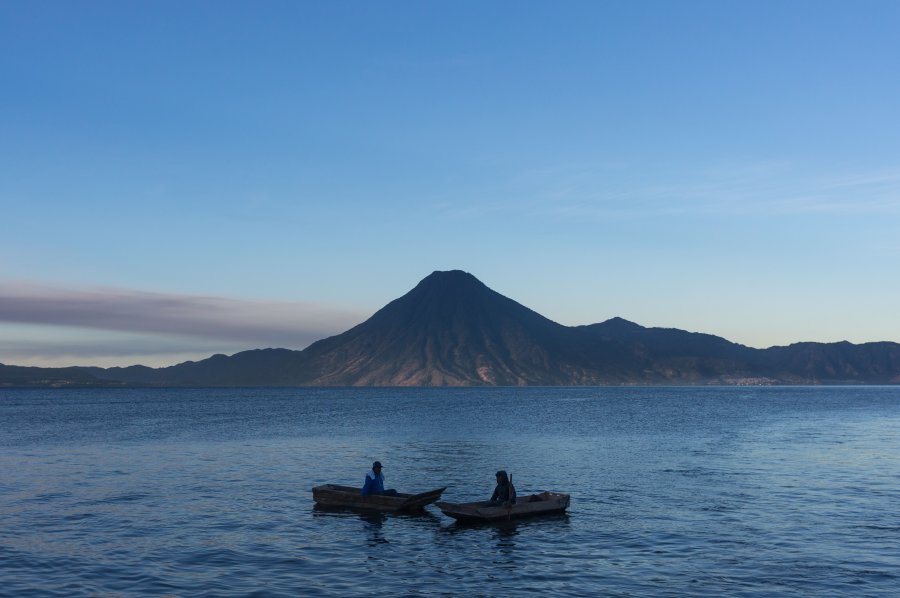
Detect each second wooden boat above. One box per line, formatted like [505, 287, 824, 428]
[312, 484, 447, 512]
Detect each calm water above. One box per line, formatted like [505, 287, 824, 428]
[2, 387, 899, 597]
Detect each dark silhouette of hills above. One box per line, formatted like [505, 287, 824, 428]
[3, 270, 899, 387]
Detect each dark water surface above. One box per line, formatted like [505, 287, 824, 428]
[2, 387, 899, 597]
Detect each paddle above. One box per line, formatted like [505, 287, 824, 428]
[507, 473, 515, 520]
[397, 486, 447, 509]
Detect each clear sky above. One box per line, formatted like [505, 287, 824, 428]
[2, 1, 899, 367]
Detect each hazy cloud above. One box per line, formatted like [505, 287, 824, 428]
[0, 281, 367, 349]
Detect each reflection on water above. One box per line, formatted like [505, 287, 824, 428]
[1, 386, 899, 597]
[360, 511, 388, 546]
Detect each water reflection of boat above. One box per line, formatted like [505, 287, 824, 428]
[311, 484, 447, 512]
[436, 491, 570, 523]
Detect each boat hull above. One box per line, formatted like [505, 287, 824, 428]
[312, 484, 446, 512]
[436, 491, 570, 522]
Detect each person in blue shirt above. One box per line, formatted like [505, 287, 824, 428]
[360, 461, 398, 496]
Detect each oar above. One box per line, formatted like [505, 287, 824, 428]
[398, 486, 447, 509]
[507, 473, 514, 520]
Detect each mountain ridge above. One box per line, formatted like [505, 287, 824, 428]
[3, 270, 899, 387]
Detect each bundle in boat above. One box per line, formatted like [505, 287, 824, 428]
[435, 491, 570, 522]
[312, 484, 446, 512]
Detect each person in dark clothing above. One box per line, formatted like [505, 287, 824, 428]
[360, 461, 398, 497]
[488, 470, 516, 506]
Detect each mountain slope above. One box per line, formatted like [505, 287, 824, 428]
[295, 270, 575, 385]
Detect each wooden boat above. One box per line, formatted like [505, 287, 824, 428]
[435, 491, 570, 522]
[312, 484, 447, 512]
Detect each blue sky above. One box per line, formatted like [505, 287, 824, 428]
[2, 1, 899, 367]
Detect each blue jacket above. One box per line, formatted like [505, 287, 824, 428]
[361, 470, 385, 496]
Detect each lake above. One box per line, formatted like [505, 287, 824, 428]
[2, 386, 899, 597]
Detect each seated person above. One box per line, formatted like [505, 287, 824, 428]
[488, 470, 516, 506]
[360, 461, 398, 496]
